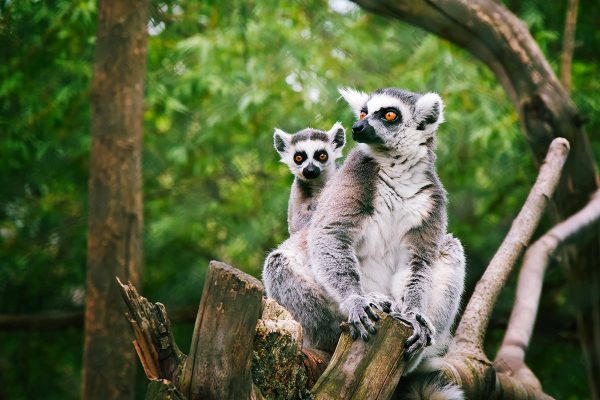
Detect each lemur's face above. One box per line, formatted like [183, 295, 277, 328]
[339, 87, 444, 153]
[273, 122, 346, 181]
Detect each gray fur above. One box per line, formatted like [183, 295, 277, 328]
[264, 88, 465, 399]
[263, 231, 344, 351]
[273, 122, 346, 234]
[290, 129, 328, 144]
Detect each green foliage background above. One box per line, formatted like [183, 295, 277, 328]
[1, 0, 598, 398]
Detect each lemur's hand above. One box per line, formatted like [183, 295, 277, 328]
[364, 292, 392, 313]
[390, 310, 435, 360]
[341, 294, 389, 341]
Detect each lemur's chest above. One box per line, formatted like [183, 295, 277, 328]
[355, 167, 433, 292]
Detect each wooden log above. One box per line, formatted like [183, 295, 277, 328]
[179, 261, 264, 400]
[311, 314, 411, 400]
[116, 277, 186, 382]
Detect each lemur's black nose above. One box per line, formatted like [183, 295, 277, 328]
[352, 119, 383, 145]
[352, 120, 366, 134]
[303, 164, 321, 179]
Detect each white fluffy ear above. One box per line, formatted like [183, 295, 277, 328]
[414, 92, 445, 131]
[338, 87, 369, 118]
[327, 121, 346, 157]
[273, 128, 292, 157]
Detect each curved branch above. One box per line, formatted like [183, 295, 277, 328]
[495, 189, 600, 384]
[454, 138, 570, 352]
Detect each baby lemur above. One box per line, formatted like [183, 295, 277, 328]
[273, 122, 346, 234]
[264, 88, 465, 398]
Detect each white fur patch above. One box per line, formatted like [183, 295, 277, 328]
[280, 137, 341, 180]
[338, 87, 369, 117]
[273, 128, 292, 154]
[366, 94, 411, 122]
[326, 121, 346, 158]
[414, 92, 445, 130]
[327, 120, 344, 135]
[355, 160, 434, 297]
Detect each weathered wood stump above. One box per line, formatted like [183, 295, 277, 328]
[252, 299, 311, 399]
[179, 261, 264, 399]
[311, 316, 411, 400]
[117, 277, 186, 382]
[118, 261, 412, 400]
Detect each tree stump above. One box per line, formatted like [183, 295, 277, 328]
[118, 261, 415, 400]
[179, 261, 264, 400]
[252, 298, 311, 399]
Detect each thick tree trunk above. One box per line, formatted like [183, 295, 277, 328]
[82, 1, 149, 399]
[349, 1, 600, 397]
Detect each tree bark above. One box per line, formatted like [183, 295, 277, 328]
[117, 277, 186, 382]
[311, 316, 411, 400]
[560, 0, 579, 93]
[145, 380, 186, 400]
[252, 298, 311, 399]
[179, 261, 264, 400]
[349, 1, 600, 397]
[82, 1, 149, 399]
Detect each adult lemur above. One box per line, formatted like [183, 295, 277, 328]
[264, 88, 465, 398]
[273, 122, 346, 234]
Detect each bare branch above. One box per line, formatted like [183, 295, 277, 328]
[454, 138, 570, 353]
[560, 0, 579, 93]
[495, 189, 600, 382]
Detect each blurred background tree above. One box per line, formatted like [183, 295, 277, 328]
[0, 0, 598, 398]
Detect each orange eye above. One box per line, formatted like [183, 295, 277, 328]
[294, 154, 304, 164]
[319, 153, 328, 161]
[359, 111, 367, 120]
[384, 111, 397, 121]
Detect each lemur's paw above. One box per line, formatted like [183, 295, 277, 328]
[390, 311, 435, 360]
[341, 295, 380, 341]
[364, 292, 392, 313]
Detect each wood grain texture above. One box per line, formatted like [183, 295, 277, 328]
[179, 261, 264, 400]
[311, 315, 411, 400]
[117, 277, 186, 382]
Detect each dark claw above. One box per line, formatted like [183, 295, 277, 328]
[381, 300, 392, 313]
[390, 311, 434, 360]
[365, 306, 380, 321]
[406, 333, 417, 347]
[349, 325, 358, 340]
